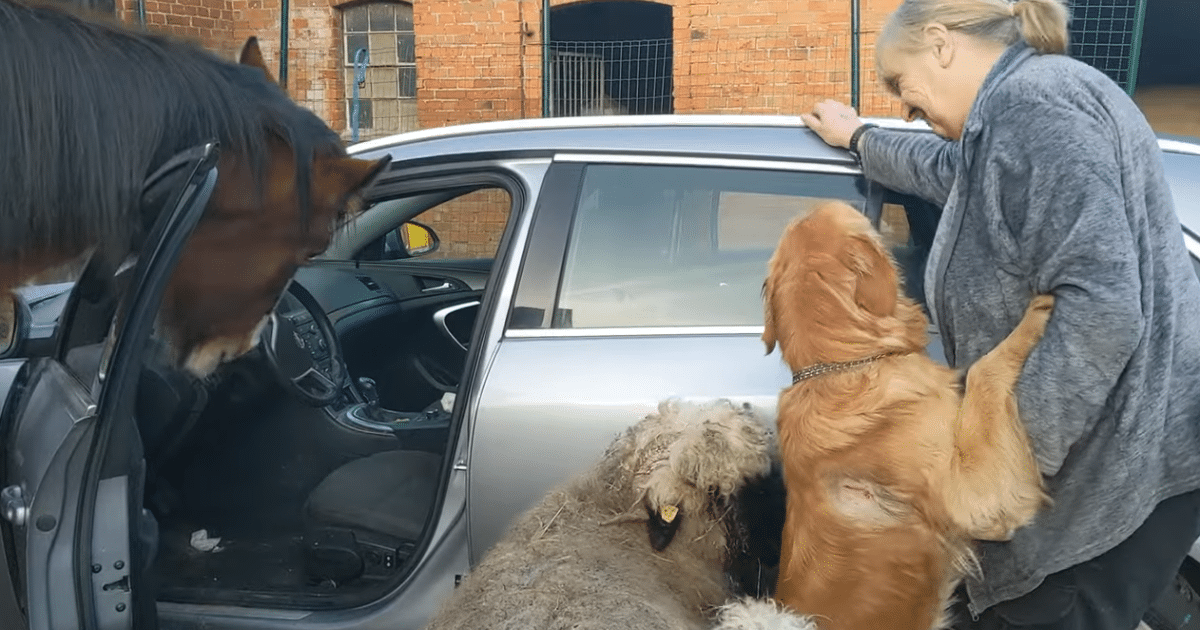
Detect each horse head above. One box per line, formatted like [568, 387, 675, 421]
[158, 37, 390, 377]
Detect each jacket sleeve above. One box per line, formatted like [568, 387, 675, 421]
[987, 103, 1145, 477]
[857, 127, 960, 206]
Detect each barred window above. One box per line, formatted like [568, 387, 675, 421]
[343, 1, 417, 137]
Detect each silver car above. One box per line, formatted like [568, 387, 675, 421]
[1, 116, 1197, 630]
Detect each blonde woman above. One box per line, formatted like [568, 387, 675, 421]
[802, 0, 1200, 628]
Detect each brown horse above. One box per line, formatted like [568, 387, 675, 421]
[0, 0, 389, 376]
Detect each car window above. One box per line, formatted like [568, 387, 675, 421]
[877, 191, 941, 309]
[358, 187, 512, 262]
[554, 164, 867, 328]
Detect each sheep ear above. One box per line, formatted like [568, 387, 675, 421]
[646, 501, 683, 552]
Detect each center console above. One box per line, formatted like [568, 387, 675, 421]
[335, 377, 451, 450]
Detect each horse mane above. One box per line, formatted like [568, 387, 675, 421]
[0, 0, 344, 261]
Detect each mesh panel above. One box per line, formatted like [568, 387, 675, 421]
[548, 40, 673, 116]
[1069, 0, 1146, 92]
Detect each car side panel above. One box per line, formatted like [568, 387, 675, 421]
[466, 333, 790, 562]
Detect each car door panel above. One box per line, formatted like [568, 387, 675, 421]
[360, 259, 492, 293]
[0, 359, 27, 627]
[466, 333, 792, 563]
[0, 143, 220, 630]
[3, 358, 102, 630]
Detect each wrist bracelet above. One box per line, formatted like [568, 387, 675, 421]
[848, 123, 878, 160]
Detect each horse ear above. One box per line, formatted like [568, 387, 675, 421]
[325, 155, 392, 194]
[239, 37, 277, 84]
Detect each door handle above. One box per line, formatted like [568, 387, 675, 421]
[422, 281, 452, 292]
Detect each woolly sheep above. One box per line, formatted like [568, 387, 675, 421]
[423, 399, 817, 630]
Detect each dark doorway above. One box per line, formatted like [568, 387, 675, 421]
[1135, 0, 1199, 89]
[548, 1, 674, 116]
[1132, 0, 1200, 139]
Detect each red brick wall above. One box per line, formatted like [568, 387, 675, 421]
[113, 0, 906, 137]
[413, 1, 527, 129]
[116, 0, 236, 54]
[419, 188, 513, 259]
[116, 0, 348, 134]
[415, 0, 905, 128]
[670, 0, 903, 117]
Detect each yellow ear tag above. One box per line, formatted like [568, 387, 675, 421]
[660, 505, 679, 523]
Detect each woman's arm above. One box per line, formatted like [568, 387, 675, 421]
[800, 99, 960, 206]
[857, 128, 960, 206]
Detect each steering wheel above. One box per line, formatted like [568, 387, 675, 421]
[260, 281, 346, 406]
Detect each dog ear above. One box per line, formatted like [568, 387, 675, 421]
[848, 233, 898, 317]
[761, 277, 777, 354]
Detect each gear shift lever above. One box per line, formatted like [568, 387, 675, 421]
[348, 376, 425, 427]
[357, 377, 381, 416]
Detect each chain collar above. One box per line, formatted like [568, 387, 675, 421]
[791, 352, 900, 384]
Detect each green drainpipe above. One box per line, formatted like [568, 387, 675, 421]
[542, 0, 551, 117]
[850, 0, 860, 111]
[1125, 0, 1148, 97]
[279, 0, 290, 89]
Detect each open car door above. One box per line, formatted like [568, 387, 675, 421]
[0, 143, 219, 630]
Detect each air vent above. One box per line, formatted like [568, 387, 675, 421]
[355, 276, 381, 292]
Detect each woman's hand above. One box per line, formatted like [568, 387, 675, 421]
[801, 100, 866, 149]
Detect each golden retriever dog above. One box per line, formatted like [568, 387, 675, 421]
[761, 200, 1053, 630]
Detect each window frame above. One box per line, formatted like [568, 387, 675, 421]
[341, 0, 417, 134]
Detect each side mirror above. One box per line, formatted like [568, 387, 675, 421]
[384, 221, 440, 259]
[0, 292, 31, 360]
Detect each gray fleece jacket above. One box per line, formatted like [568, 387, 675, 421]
[858, 42, 1200, 613]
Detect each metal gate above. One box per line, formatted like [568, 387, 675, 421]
[549, 50, 611, 117]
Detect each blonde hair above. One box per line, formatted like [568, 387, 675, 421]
[877, 0, 1069, 60]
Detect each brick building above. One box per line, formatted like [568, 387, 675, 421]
[107, 0, 909, 141]
[102, 0, 1187, 142]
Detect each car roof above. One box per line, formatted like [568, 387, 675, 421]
[347, 114, 922, 166]
[348, 114, 1200, 234]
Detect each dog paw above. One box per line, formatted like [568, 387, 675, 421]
[1029, 294, 1055, 313]
[1013, 293, 1055, 342]
[974, 528, 1015, 542]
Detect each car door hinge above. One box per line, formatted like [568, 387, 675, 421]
[0, 485, 27, 526]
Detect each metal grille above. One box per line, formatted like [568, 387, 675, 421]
[1069, 0, 1147, 94]
[549, 51, 609, 116]
[546, 28, 883, 119]
[548, 39, 673, 117]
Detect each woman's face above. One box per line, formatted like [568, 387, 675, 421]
[878, 35, 970, 140]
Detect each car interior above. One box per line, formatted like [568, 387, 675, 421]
[51, 183, 516, 610]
